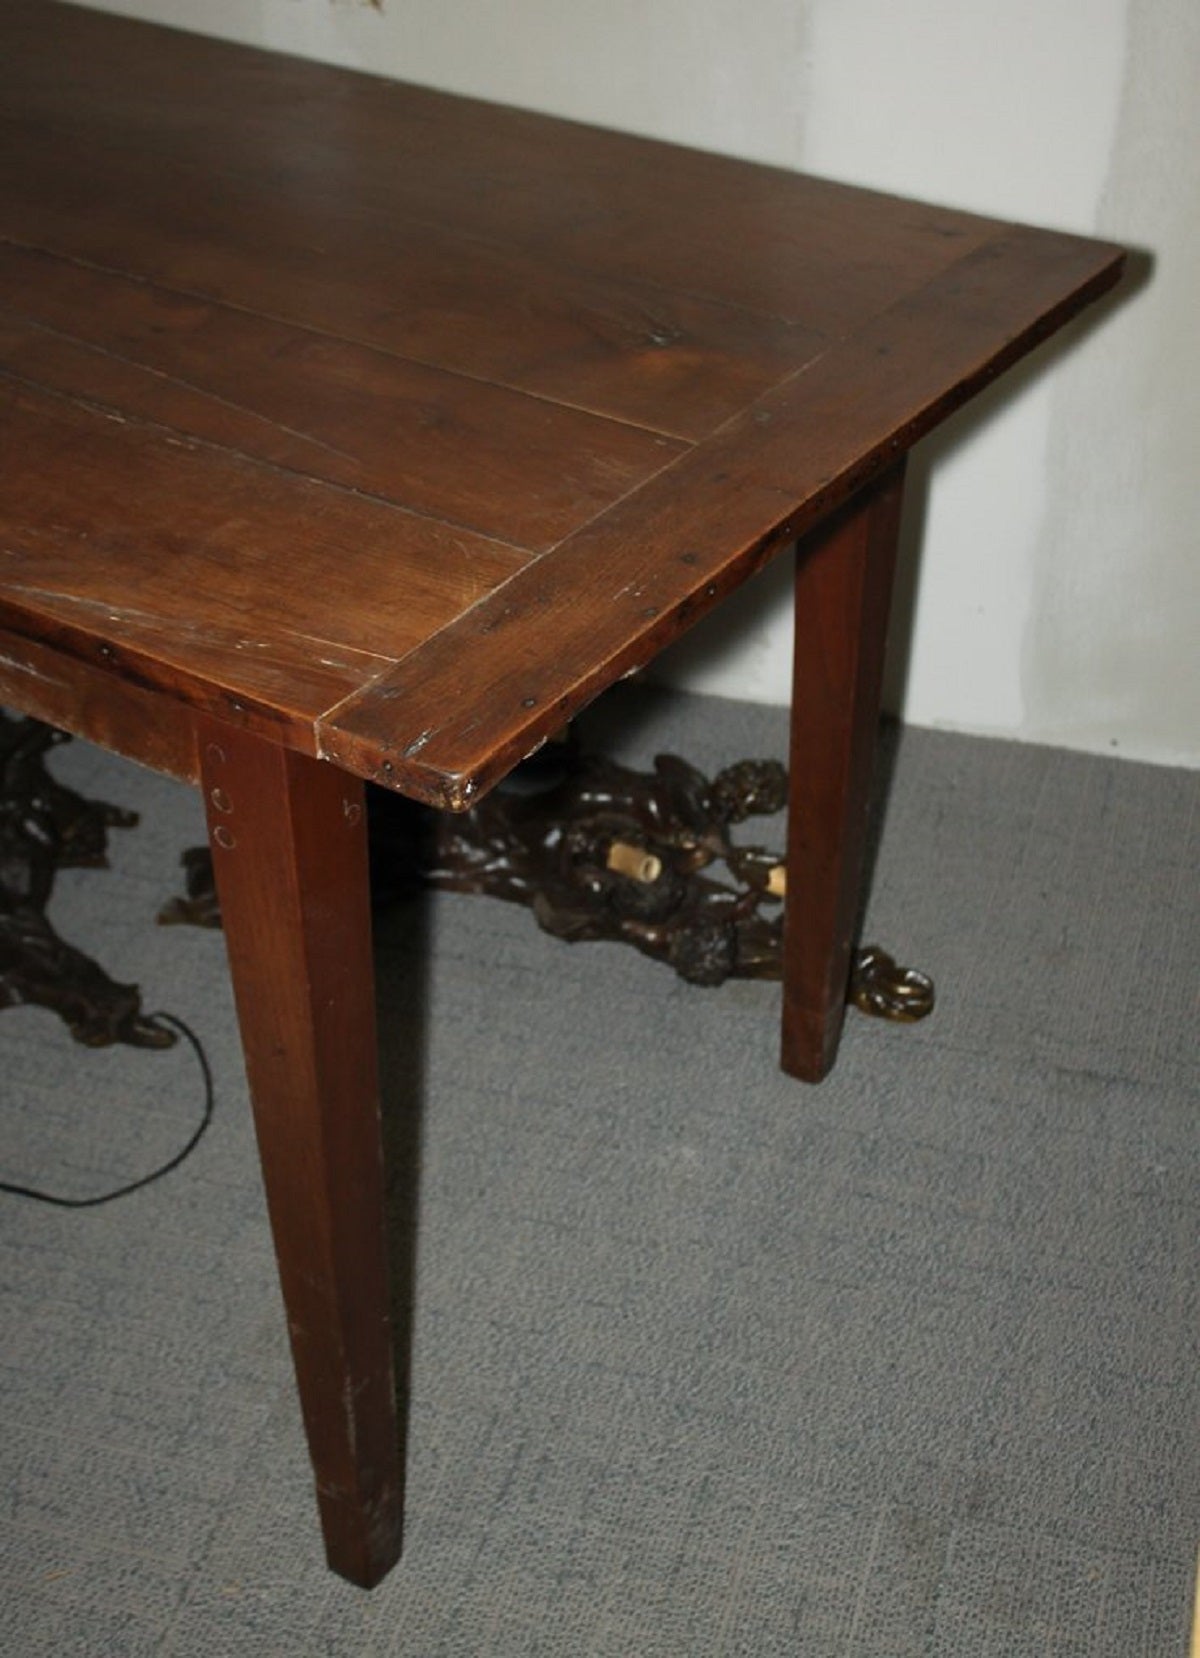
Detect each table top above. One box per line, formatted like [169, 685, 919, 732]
[0, 1, 1124, 807]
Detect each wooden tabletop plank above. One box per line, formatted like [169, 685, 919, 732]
[2, 1, 1001, 333]
[322, 226, 1125, 806]
[0, 1, 1004, 432]
[0, 122, 829, 442]
[0, 247, 686, 551]
[0, 2, 1125, 794]
[0, 378, 530, 746]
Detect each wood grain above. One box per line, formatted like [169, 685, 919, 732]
[0, 0, 999, 334]
[0, 110, 830, 440]
[782, 464, 906, 1081]
[0, 2, 1123, 796]
[199, 719, 402, 1587]
[0, 375, 529, 749]
[0, 245, 686, 549]
[0, 622, 198, 782]
[323, 227, 1125, 806]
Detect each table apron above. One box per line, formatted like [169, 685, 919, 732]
[0, 623, 199, 784]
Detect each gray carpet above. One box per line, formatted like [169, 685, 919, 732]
[1, 686, 1196, 1656]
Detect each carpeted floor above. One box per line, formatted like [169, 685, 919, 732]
[1, 686, 1196, 1656]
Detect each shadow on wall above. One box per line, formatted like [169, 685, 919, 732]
[884, 251, 1152, 716]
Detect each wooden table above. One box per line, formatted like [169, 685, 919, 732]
[0, 0, 1124, 1587]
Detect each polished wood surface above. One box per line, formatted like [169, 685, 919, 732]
[199, 721, 402, 1587]
[782, 464, 906, 1081]
[1, 0, 1123, 801]
[0, 0, 1126, 1588]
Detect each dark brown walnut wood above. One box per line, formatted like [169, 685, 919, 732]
[323, 228, 1123, 807]
[0, 377, 530, 753]
[782, 464, 907, 1081]
[0, 2, 1123, 793]
[199, 717, 402, 1588]
[0, 0, 1127, 1588]
[0, 622, 200, 782]
[0, 246, 687, 551]
[1, 1, 995, 340]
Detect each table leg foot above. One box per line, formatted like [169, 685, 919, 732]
[199, 719, 403, 1588]
[782, 462, 907, 1082]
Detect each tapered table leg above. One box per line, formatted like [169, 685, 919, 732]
[782, 461, 907, 1082]
[199, 717, 402, 1587]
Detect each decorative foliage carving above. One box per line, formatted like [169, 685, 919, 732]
[167, 735, 935, 1019]
[0, 715, 173, 1046]
[0, 719, 932, 1043]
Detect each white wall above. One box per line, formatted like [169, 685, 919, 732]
[70, 0, 1200, 766]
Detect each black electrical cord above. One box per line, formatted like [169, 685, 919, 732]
[0, 1012, 214, 1208]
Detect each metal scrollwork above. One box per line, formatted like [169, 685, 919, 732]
[0, 714, 173, 1047]
[848, 945, 935, 1023]
[165, 735, 935, 1021]
[0, 717, 933, 1043]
